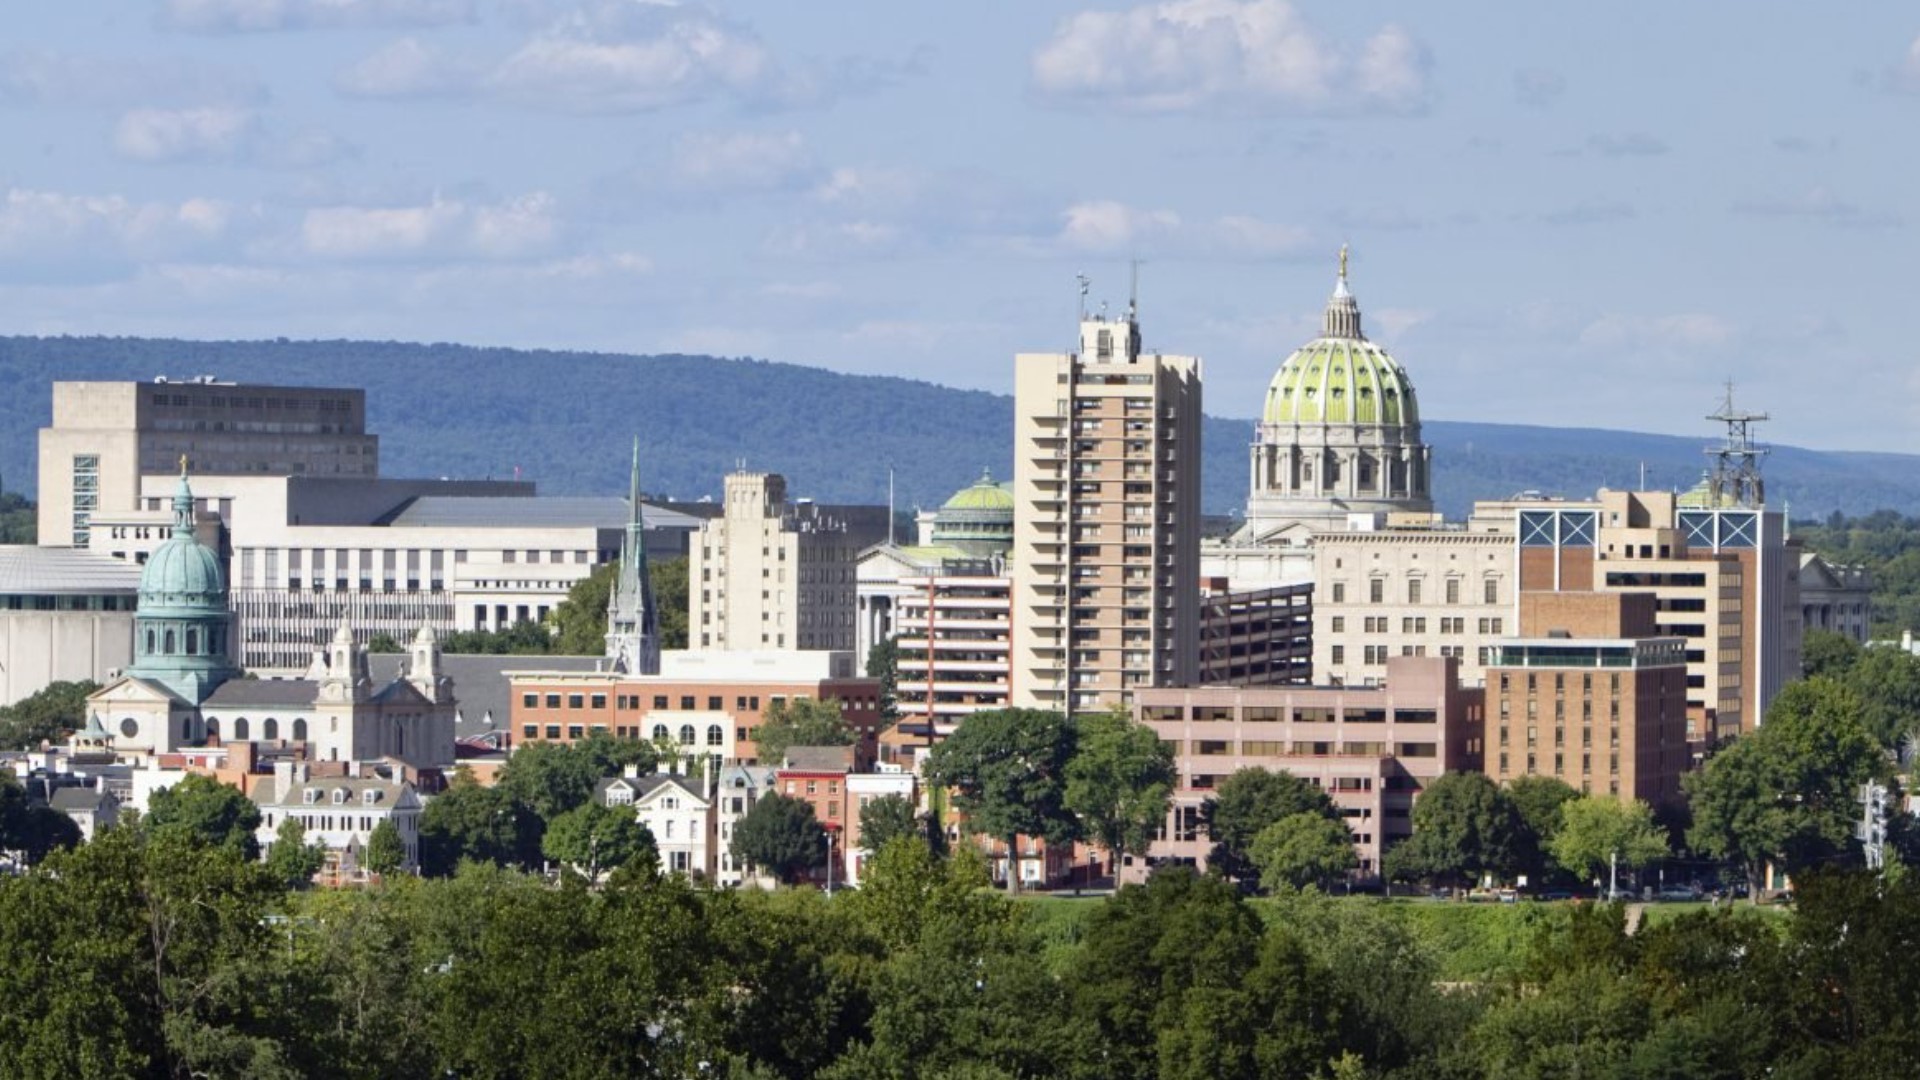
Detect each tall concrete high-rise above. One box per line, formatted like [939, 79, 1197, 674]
[1011, 302, 1202, 715]
[39, 378, 377, 547]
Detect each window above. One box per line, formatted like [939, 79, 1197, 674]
[591, 694, 606, 710]
[678, 724, 695, 746]
[653, 695, 669, 709]
[652, 724, 669, 741]
[522, 693, 537, 708]
[707, 696, 723, 710]
[1483, 578, 1499, 604]
[1331, 582, 1346, 603]
[1330, 616, 1344, 633]
[567, 694, 584, 710]
[707, 724, 724, 747]
[545, 694, 561, 709]
[680, 696, 695, 710]
[1408, 579, 1422, 604]
[1369, 579, 1384, 604]
[1330, 645, 1345, 664]
[1445, 578, 1460, 605]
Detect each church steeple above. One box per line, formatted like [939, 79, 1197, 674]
[1322, 244, 1365, 340]
[606, 439, 660, 674]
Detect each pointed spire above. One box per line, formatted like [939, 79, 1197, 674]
[607, 438, 660, 675]
[1322, 244, 1364, 340]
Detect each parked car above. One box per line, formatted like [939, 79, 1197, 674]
[1656, 885, 1702, 902]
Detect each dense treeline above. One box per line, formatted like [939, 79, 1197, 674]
[1796, 511, 1920, 636]
[4, 822, 1918, 1079]
[5, 336, 1919, 517]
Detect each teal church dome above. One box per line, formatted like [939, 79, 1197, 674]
[125, 465, 238, 703]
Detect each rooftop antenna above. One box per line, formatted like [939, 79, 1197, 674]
[1705, 380, 1769, 508]
[1076, 272, 1090, 321]
[1128, 258, 1141, 322]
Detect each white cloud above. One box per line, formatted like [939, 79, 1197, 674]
[1031, 0, 1430, 114]
[488, 14, 778, 112]
[335, 37, 477, 97]
[1732, 187, 1902, 229]
[669, 130, 814, 191]
[0, 187, 239, 268]
[0, 49, 263, 108]
[1578, 313, 1736, 351]
[300, 192, 559, 260]
[114, 106, 258, 162]
[160, 0, 478, 33]
[1883, 35, 1920, 93]
[1052, 200, 1314, 258]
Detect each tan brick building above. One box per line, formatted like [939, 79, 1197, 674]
[1011, 308, 1202, 715]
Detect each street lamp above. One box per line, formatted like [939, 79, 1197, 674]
[823, 828, 835, 896]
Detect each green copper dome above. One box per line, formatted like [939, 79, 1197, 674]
[1262, 337, 1418, 427]
[941, 471, 1015, 513]
[138, 472, 227, 616]
[930, 470, 1013, 557]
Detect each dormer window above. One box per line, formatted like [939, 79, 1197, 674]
[362, 789, 382, 805]
[302, 789, 320, 805]
[332, 789, 349, 806]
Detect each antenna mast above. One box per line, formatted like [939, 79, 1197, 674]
[1705, 381, 1769, 508]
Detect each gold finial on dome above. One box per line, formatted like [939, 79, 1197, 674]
[1338, 243, 1348, 282]
[179, 453, 188, 476]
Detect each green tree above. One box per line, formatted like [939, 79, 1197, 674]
[1686, 678, 1889, 897]
[923, 708, 1079, 894]
[858, 793, 921, 854]
[1064, 706, 1174, 879]
[0, 490, 33, 544]
[752, 697, 856, 765]
[364, 632, 403, 653]
[1834, 644, 1920, 749]
[651, 556, 690, 650]
[547, 560, 617, 655]
[866, 635, 900, 721]
[0, 772, 81, 864]
[1506, 774, 1581, 883]
[1201, 767, 1341, 882]
[440, 620, 554, 655]
[496, 730, 655, 821]
[263, 817, 326, 889]
[146, 773, 264, 860]
[1550, 796, 1670, 893]
[364, 819, 406, 877]
[730, 792, 827, 885]
[416, 771, 542, 876]
[541, 801, 657, 880]
[0, 679, 99, 749]
[1800, 628, 1860, 680]
[1249, 812, 1358, 893]
[1383, 771, 1522, 888]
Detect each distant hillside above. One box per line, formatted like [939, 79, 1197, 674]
[4, 335, 1918, 520]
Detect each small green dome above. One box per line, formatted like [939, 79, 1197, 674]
[1262, 337, 1419, 428]
[941, 470, 1015, 513]
[138, 473, 227, 616]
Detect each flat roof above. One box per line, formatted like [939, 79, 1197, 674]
[387, 496, 702, 531]
[0, 547, 143, 595]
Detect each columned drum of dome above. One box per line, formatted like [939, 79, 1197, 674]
[1240, 253, 1433, 540]
[124, 464, 240, 704]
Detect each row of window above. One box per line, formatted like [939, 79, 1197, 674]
[521, 691, 776, 712]
[522, 722, 728, 746]
[1328, 578, 1502, 605]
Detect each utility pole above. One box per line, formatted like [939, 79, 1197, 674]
[1609, 849, 1618, 902]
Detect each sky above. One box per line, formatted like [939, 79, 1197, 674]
[3, 1, 1918, 451]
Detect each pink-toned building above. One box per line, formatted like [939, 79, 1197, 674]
[1132, 655, 1483, 878]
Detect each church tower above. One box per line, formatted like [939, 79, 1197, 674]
[124, 461, 239, 704]
[606, 439, 661, 674]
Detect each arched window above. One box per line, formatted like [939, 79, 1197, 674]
[145, 629, 156, 654]
[263, 718, 279, 740]
[652, 724, 668, 742]
[233, 717, 250, 740]
[292, 718, 308, 741]
[678, 724, 695, 746]
[185, 629, 198, 655]
[706, 724, 724, 747]
[163, 629, 176, 654]
[207, 718, 221, 740]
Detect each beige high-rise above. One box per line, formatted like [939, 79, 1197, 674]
[690, 471, 868, 652]
[1012, 311, 1201, 715]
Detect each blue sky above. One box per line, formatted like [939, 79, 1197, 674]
[4, 1, 1917, 451]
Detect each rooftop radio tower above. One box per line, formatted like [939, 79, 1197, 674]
[1705, 381, 1768, 508]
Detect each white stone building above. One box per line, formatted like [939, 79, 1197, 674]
[253, 760, 423, 876]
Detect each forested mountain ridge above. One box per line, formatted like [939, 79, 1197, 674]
[4, 334, 1918, 519]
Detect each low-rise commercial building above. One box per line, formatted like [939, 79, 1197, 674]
[1133, 656, 1482, 878]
